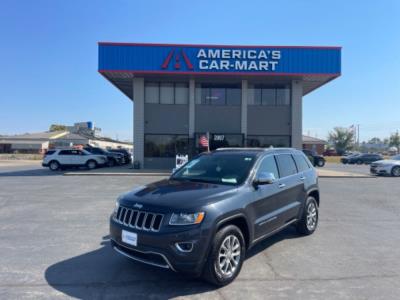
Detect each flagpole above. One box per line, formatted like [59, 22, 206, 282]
[207, 132, 210, 152]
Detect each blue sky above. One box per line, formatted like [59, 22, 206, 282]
[1, 0, 399, 141]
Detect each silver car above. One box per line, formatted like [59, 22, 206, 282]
[370, 155, 400, 177]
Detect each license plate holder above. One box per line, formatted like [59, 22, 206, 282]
[122, 230, 137, 246]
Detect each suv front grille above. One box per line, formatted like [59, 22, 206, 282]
[115, 206, 163, 232]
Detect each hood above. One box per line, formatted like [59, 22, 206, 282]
[118, 179, 238, 211]
[373, 159, 400, 165]
[106, 152, 122, 157]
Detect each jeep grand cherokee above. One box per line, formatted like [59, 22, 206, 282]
[109, 148, 319, 286]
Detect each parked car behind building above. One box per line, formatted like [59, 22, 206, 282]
[109, 149, 132, 164]
[42, 149, 107, 171]
[302, 149, 325, 167]
[84, 147, 124, 166]
[341, 153, 383, 165]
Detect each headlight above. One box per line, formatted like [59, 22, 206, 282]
[113, 199, 120, 216]
[169, 212, 205, 225]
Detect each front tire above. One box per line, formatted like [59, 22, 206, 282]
[356, 160, 363, 165]
[86, 160, 97, 170]
[202, 225, 245, 286]
[296, 196, 318, 235]
[391, 166, 400, 177]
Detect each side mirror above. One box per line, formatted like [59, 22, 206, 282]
[254, 172, 276, 186]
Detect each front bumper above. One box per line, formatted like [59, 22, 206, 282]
[42, 162, 49, 167]
[370, 166, 390, 175]
[109, 217, 210, 275]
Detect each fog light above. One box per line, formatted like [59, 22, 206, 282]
[175, 242, 194, 252]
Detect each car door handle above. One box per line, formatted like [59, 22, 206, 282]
[299, 176, 306, 181]
[278, 183, 286, 189]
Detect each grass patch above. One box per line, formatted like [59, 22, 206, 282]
[324, 156, 342, 163]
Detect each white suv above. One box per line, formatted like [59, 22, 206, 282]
[42, 149, 108, 171]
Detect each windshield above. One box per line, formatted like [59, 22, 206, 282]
[171, 152, 257, 185]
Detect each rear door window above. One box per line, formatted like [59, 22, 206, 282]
[275, 154, 298, 178]
[59, 150, 71, 155]
[294, 154, 311, 172]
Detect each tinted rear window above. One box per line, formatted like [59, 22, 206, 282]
[275, 154, 298, 177]
[45, 150, 56, 156]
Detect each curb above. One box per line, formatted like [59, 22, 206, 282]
[318, 175, 375, 179]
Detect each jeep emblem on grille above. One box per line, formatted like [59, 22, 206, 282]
[133, 203, 143, 209]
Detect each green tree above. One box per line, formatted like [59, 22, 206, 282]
[328, 127, 355, 155]
[49, 124, 67, 132]
[368, 137, 382, 144]
[389, 131, 400, 152]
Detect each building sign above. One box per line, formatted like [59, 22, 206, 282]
[99, 43, 341, 75]
[197, 48, 281, 71]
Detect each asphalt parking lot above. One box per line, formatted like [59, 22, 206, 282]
[1, 162, 400, 299]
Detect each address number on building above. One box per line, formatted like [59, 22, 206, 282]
[213, 135, 225, 141]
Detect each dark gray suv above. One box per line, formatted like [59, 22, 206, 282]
[109, 148, 319, 286]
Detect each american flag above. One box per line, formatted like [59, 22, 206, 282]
[199, 135, 209, 148]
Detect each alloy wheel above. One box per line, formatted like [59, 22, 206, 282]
[306, 202, 318, 231]
[217, 235, 241, 277]
[50, 162, 58, 171]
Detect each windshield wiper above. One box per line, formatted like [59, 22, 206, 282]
[172, 177, 217, 184]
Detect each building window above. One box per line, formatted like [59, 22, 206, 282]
[276, 88, 290, 105]
[144, 82, 159, 103]
[247, 135, 290, 147]
[175, 83, 189, 104]
[144, 134, 189, 157]
[248, 85, 290, 106]
[145, 82, 188, 104]
[261, 88, 276, 105]
[195, 84, 241, 106]
[160, 83, 174, 104]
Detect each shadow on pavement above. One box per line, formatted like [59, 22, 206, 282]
[0, 166, 98, 177]
[0, 169, 66, 177]
[45, 227, 300, 298]
[246, 225, 301, 260]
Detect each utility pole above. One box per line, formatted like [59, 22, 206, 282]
[357, 124, 360, 150]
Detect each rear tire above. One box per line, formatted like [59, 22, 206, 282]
[86, 160, 97, 170]
[317, 159, 325, 167]
[391, 166, 400, 177]
[49, 161, 60, 171]
[356, 160, 362, 165]
[202, 225, 245, 286]
[296, 196, 318, 235]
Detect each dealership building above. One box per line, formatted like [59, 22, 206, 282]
[99, 42, 341, 169]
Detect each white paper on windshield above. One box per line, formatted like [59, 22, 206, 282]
[221, 178, 237, 184]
